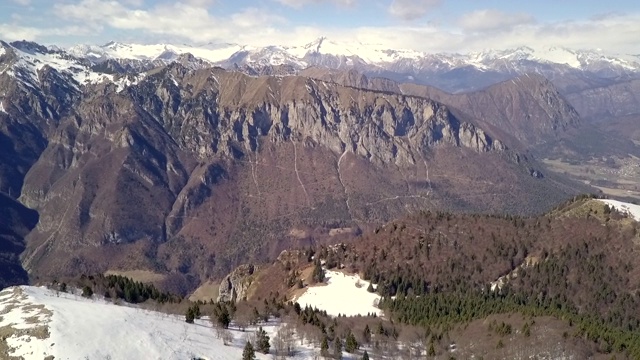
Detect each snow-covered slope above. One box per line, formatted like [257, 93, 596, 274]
[0, 41, 113, 90]
[295, 270, 382, 317]
[599, 199, 640, 221]
[0, 286, 280, 360]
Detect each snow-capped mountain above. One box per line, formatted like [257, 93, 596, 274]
[3, 36, 640, 95]
[0, 40, 113, 90]
[66, 37, 640, 72]
[67, 41, 243, 64]
[62, 37, 640, 93]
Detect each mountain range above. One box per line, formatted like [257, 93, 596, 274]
[3, 34, 640, 359]
[1, 36, 639, 291]
[63, 37, 640, 92]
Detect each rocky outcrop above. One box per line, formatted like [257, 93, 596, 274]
[217, 264, 256, 302]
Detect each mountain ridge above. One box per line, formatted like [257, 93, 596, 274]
[0, 44, 588, 286]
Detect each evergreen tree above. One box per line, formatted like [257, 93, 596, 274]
[82, 285, 93, 298]
[366, 283, 374, 293]
[256, 326, 271, 354]
[320, 336, 329, 357]
[185, 307, 195, 324]
[312, 260, 325, 283]
[333, 337, 343, 359]
[363, 324, 371, 343]
[242, 341, 256, 360]
[215, 305, 231, 328]
[361, 350, 369, 360]
[345, 331, 358, 353]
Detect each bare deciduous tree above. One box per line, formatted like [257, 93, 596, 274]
[221, 329, 233, 346]
[273, 324, 296, 358]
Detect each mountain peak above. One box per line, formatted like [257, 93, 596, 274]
[9, 40, 50, 55]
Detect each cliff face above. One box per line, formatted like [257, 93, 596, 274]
[217, 264, 256, 302]
[0, 47, 583, 285]
[121, 65, 507, 162]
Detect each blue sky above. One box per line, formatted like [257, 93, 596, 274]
[1, 0, 639, 53]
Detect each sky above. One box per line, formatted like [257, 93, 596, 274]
[0, 0, 639, 54]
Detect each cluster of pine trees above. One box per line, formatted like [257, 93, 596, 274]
[185, 303, 201, 324]
[323, 197, 640, 357]
[61, 274, 181, 305]
[103, 275, 180, 304]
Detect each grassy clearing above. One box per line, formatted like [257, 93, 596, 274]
[188, 281, 220, 302]
[104, 269, 166, 284]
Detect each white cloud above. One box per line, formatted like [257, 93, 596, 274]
[182, 0, 216, 6]
[267, 12, 640, 55]
[52, 0, 285, 44]
[0, 24, 41, 41]
[275, 0, 357, 8]
[10, 0, 31, 5]
[388, 0, 441, 20]
[0, 23, 96, 42]
[458, 9, 536, 32]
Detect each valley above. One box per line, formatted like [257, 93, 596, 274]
[543, 156, 640, 200]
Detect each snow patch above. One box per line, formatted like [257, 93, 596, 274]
[295, 270, 381, 317]
[114, 73, 146, 92]
[599, 199, 640, 221]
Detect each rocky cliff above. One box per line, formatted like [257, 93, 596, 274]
[217, 264, 256, 302]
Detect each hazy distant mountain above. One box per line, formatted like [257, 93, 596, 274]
[67, 37, 640, 94]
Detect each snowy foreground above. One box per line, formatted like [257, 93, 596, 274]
[0, 272, 377, 360]
[0, 286, 312, 360]
[599, 199, 640, 221]
[295, 270, 382, 317]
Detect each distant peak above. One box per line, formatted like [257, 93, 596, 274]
[9, 40, 49, 54]
[103, 41, 126, 49]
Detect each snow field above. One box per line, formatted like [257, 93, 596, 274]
[295, 270, 382, 317]
[599, 199, 640, 221]
[0, 285, 369, 359]
[0, 286, 276, 359]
